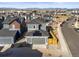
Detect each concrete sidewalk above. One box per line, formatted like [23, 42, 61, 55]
[57, 23, 72, 57]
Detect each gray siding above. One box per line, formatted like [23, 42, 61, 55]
[3, 24, 9, 29]
[27, 24, 39, 31]
[0, 37, 14, 44]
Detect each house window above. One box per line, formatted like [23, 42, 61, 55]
[34, 26, 35, 28]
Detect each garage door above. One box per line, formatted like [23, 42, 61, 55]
[32, 38, 45, 44]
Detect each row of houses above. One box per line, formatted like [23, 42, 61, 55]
[0, 15, 27, 46]
[0, 11, 53, 49]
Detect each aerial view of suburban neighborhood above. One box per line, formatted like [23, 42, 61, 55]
[0, 2, 79, 57]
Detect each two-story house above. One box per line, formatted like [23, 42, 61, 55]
[25, 18, 51, 49]
[3, 16, 18, 29]
[3, 16, 26, 35]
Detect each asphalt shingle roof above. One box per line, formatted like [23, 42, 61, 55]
[25, 30, 49, 36]
[0, 47, 42, 57]
[3, 16, 18, 24]
[27, 17, 50, 24]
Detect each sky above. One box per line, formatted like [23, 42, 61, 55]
[0, 2, 79, 9]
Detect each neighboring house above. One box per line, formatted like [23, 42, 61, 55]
[2, 16, 17, 29]
[30, 13, 36, 20]
[26, 17, 51, 31]
[3, 16, 26, 35]
[31, 10, 37, 20]
[25, 18, 51, 48]
[26, 20, 39, 31]
[36, 17, 52, 28]
[9, 20, 21, 30]
[25, 30, 49, 48]
[9, 17, 25, 31]
[0, 29, 19, 45]
[29, 10, 39, 20]
[43, 14, 53, 21]
[25, 14, 32, 20]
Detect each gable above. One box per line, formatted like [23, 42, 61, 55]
[10, 21, 20, 29]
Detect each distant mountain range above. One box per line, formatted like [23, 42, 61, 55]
[0, 7, 79, 10]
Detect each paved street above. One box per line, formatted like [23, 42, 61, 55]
[61, 18, 79, 57]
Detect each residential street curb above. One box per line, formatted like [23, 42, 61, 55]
[57, 23, 72, 57]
